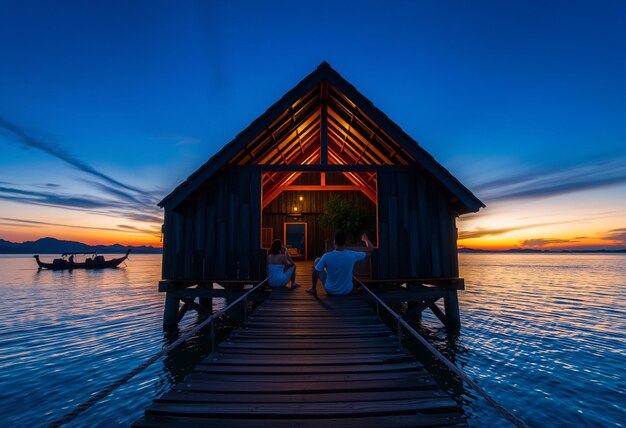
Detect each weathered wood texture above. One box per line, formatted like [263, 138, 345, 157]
[162, 167, 262, 280]
[376, 170, 459, 279]
[136, 269, 466, 427]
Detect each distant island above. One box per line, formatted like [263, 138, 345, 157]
[0, 237, 163, 254]
[459, 247, 626, 254]
[2, 238, 623, 255]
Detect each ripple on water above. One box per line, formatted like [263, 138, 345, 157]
[1, 253, 626, 426]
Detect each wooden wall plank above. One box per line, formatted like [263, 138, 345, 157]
[183, 204, 193, 278]
[376, 171, 389, 278]
[416, 173, 431, 276]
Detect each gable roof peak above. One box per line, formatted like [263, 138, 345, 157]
[317, 61, 332, 70]
[159, 63, 485, 214]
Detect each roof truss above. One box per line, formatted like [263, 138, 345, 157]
[228, 82, 414, 207]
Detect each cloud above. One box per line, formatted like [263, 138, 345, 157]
[1, 217, 128, 233]
[458, 222, 554, 240]
[172, 135, 201, 146]
[0, 185, 119, 209]
[474, 159, 626, 202]
[82, 179, 158, 208]
[601, 228, 626, 244]
[0, 117, 165, 235]
[0, 116, 146, 195]
[520, 238, 577, 247]
[117, 223, 162, 235]
[111, 210, 163, 223]
[0, 184, 163, 225]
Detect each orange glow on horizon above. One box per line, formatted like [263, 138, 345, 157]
[459, 235, 623, 251]
[2, 226, 162, 248]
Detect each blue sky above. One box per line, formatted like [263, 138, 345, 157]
[1, 0, 625, 249]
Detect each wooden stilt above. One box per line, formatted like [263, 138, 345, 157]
[428, 301, 448, 327]
[199, 282, 213, 315]
[444, 290, 461, 330]
[163, 292, 180, 328]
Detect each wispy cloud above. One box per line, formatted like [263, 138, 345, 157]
[170, 135, 201, 146]
[81, 179, 158, 208]
[0, 117, 164, 235]
[601, 228, 626, 244]
[117, 223, 162, 235]
[0, 116, 147, 194]
[0, 184, 163, 223]
[474, 159, 626, 202]
[1, 217, 127, 233]
[0, 185, 120, 209]
[458, 222, 554, 240]
[520, 238, 578, 247]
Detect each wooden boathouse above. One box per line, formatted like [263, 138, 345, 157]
[136, 63, 486, 427]
[157, 62, 484, 329]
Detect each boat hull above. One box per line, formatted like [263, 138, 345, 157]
[33, 250, 130, 270]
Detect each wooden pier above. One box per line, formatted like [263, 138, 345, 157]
[135, 266, 466, 427]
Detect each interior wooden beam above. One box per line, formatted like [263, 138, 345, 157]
[228, 87, 319, 166]
[328, 92, 413, 164]
[251, 100, 320, 164]
[261, 149, 322, 208]
[261, 131, 320, 185]
[320, 81, 329, 165]
[326, 149, 377, 203]
[260, 164, 392, 172]
[279, 185, 366, 192]
[327, 110, 392, 165]
[257, 114, 320, 164]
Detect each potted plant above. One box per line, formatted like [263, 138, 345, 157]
[319, 194, 375, 247]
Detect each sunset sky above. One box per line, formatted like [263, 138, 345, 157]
[1, 1, 625, 250]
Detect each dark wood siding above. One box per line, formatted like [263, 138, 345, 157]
[376, 169, 457, 278]
[162, 167, 261, 280]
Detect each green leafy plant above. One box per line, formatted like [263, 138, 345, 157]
[319, 194, 375, 243]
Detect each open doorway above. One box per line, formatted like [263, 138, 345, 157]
[284, 222, 306, 260]
[261, 171, 377, 261]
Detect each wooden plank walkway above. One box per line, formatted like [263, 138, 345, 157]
[135, 263, 466, 427]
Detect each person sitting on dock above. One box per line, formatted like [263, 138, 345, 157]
[266, 239, 301, 289]
[307, 231, 374, 296]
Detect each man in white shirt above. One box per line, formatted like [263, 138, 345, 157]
[307, 230, 374, 296]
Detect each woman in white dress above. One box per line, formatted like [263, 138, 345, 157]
[266, 239, 301, 288]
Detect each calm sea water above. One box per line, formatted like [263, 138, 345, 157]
[0, 253, 624, 427]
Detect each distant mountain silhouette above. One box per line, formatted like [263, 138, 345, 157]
[0, 237, 162, 254]
[458, 247, 626, 253]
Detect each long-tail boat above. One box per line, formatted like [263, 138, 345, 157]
[33, 249, 131, 270]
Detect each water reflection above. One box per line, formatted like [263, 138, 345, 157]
[1, 253, 625, 426]
[158, 302, 243, 389]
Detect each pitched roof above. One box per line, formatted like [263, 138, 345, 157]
[159, 62, 485, 214]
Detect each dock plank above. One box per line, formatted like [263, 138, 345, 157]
[144, 397, 459, 417]
[135, 264, 466, 427]
[136, 413, 467, 428]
